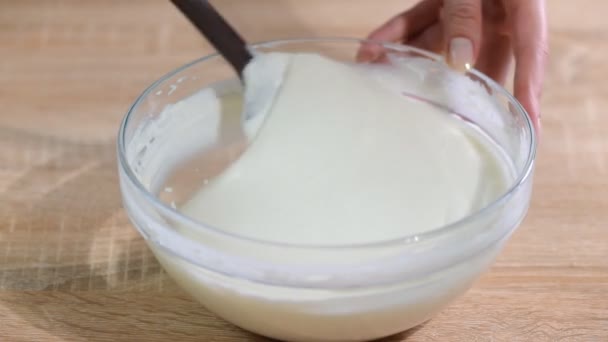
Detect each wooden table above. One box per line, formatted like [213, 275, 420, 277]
[1, 0, 607, 340]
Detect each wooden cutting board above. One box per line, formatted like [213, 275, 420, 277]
[1, 0, 607, 340]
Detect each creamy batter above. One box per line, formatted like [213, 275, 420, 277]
[181, 53, 509, 245]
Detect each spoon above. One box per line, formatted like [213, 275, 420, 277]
[171, 0, 253, 78]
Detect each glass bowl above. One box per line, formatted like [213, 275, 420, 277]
[117, 38, 536, 342]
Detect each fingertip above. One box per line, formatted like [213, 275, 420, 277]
[360, 0, 444, 64]
[356, 26, 390, 63]
[356, 48, 377, 63]
[533, 105, 543, 140]
[530, 112, 542, 142]
[356, 38, 387, 63]
[516, 92, 542, 139]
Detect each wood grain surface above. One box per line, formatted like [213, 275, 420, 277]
[1, 0, 607, 341]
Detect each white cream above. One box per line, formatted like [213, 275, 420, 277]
[181, 53, 509, 245]
[129, 52, 519, 342]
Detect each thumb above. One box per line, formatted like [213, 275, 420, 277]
[443, 0, 482, 70]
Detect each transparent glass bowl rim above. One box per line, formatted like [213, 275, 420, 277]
[117, 37, 537, 250]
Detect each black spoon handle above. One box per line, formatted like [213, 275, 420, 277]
[171, 0, 253, 77]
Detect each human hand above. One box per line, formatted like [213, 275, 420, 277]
[357, 0, 548, 132]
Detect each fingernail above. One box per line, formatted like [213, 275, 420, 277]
[448, 37, 474, 71]
[357, 50, 376, 63]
